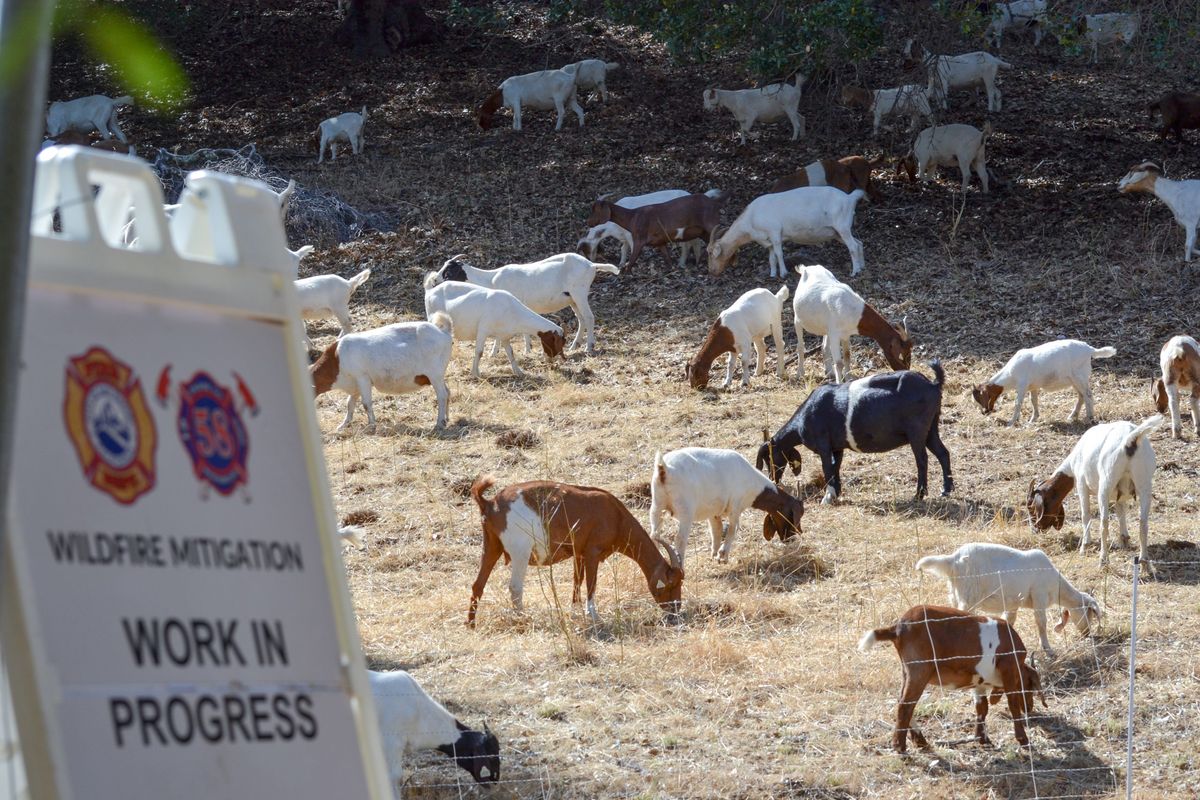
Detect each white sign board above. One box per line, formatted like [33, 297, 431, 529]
[1, 149, 389, 800]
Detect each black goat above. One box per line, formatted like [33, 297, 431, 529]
[756, 361, 953, 503]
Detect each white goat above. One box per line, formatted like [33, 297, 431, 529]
[1117, 162, 1200, 262]
[791, 264, 912, 382]
[564, 59, 619, 101]
[900, 122, 992, 193]
[368, 669, 499, 796]
[649, 447, 804, 564]
[477, 68, 583, 131]
[708, 187, 866, 278]
[1080, 13, 1139, 63]
[685, 286, 789, 389]
[918, 47, 1011, 112]
[317, 106, 366, 163]
[702, 75, 805, 145]
[423, 282, 565, 378]
[46, 94, 133, 142]
[1153, 335, 1200, 438]
[295, 267, 371, 349]
[972, 339, 1117, 426]
[840, 85, 932, 134]
[1028, 416, 1164, 565]
[577, 221, 635, 266]
[310, 314, 454, 431]
[430, 252, 617, 355]
[985, 0, 1047, 49]
[917, 543, 1101, 652]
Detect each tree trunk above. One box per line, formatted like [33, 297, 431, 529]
[336, 0, 443, 58]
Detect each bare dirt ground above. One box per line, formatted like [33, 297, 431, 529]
[51, 2, 1200, 797]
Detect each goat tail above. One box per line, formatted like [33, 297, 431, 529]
[114, 95, 134, 106]
[429, 311, 453, 338]
[848, 188, 867, 207]
[605, 61, 620, 71]
[348, 268, 371, 294]
[858, 626, 896, 652]
[470, 475, 497, 515]
[775, 284, 790, 304]
[915, 554, 953, 578]
[1091, 346, 1117, 360]
[996, 58, 1013, 69]
[652, 451, 667, 488]
[1123, 415, 1164, 456]
[337, 525, 366, 549]
[592, 262, 620, 276]
[422, 271, 441, 291]
[929, 358, 945, 387]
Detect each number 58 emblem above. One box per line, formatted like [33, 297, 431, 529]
[157, 367, 257, 500]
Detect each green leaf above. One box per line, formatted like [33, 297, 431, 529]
[81, 6, 188, 112]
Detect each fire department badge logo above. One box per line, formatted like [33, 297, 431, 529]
[161, 369, 253, 499]
[63, 347, 156, 504]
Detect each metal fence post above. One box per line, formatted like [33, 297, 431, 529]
[1125, 556, 1141, 800]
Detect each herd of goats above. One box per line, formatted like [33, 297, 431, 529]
[38, 2, 1200, 793]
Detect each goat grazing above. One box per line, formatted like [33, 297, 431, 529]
[912, 44, 1011, 112]
[972, 339, 1116, 426]
[985, 0, 1047, 49]
[708, 187, 866, 278]
[1117, 161, 1200, 262]
[564, 59, 619, 101]
[295, 268, 371, 350]
[768, 155, 883, 202]
[317, 106, 367, 163]
[1079, 13, 1139, 63]
[368, 669, 500, 795]
[432, 252, 617, 355]
[310, 314, 454, 432]
[466, 477, 684, 624]
[1147, 91, 1200, 144]
[702, 75, 805, 144]
[758, 361, 951, 504]
[1028, 415, 1164, 564]
[859, 605, 1046, 753]
[791, 264, 911, 382]
[917, 543, 1101, 652]
[897, 122, 993, 194]
[650, 447, 803, 565]
[46, 94, 133, 142]
[1152, 335, 1200, 438]
[686, 285, 789, 389]
[587, 191, 729, 271]
[581, 188, 723, 267]
[477, 68, 583, 131]
[840, 85, 932, 135]
[423, 281, 565, 378]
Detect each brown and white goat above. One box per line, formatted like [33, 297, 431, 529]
[1152, 335, 1200, 438]
[1148, 91, 1200, 145]
[466, 477, 684, 626]
[768, 155, 884, 202]
[687, 286, 788, 389]
[586, 191, 728, 271]
[859, 605, 1046, 753]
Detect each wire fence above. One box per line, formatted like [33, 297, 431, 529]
[387, 550, 1200, 799]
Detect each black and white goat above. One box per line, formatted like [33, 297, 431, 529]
[757, 361, 952, 503]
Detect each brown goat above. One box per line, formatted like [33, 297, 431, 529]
[860, 605, 1046, 753]
[45, 130, 136, 154]
[586, 192, 729, 270]
[466, 477, 684, 626]
[1147, 91, 1200, 143]
[1152, 334, 1200, 438]
[769, 155, 884, 201]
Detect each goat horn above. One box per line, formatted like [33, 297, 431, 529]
[443, 253, 468, 267]
[901, 315, 909, 335]
[655, 536, 682, 570]
[595, 192, 616, 203]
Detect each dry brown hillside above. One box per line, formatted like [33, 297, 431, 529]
[50, 2, 1200, 797]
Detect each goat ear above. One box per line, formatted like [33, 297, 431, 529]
[1053, 608, 1070, 633]
[1027, 479, 1037, 503]
[1053, 514, 1064, 531]
[762, 515, 776, 540]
